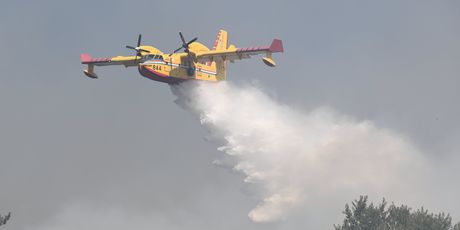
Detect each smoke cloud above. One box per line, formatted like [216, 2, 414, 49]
[172, 81, 429, 223]
[28, 203, 190, 230]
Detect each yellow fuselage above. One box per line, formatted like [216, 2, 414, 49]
[132, 43, 222, 84]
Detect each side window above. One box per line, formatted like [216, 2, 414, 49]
[179, 57, 190, 67]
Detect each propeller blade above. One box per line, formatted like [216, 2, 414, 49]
[179, 32, 186, 45]
[138, 48, 150, 53]
[126, 45, 136, 50]
[187, 37, 198, 45]
[173, 47, 183, 53]
[137, 34, 142, 47]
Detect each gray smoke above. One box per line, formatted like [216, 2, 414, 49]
[171, 80, 429, 222]
[26, 79, 460, 230]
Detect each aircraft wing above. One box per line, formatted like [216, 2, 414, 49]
[80, 54, 142, 66]
[195, 39, 283, 66]
[80, 54, 142, 78]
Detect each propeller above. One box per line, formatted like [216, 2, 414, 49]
[172, 32, 198, 54]
[126, 34, 150, 57]
[171, 32, 198, 76]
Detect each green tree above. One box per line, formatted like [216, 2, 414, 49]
[452, 223, 460, 230]
[0, 212, 11, 227]
[335, 196, 459, 230]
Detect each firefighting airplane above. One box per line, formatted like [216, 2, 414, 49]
[80, 30, 283, 84]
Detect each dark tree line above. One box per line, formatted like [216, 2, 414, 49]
[335, 196, 460, 230]
[0, 212, 10, 227]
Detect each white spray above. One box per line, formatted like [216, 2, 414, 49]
[172, 80, 428, 223]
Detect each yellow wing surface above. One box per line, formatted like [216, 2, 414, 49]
[194, 38, 284, 67]
[80, 54, 141, 78]
[80, 46, 161, 78]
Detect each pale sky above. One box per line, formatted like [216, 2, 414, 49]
[1, 1, 459, 229]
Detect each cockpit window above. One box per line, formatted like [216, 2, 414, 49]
[144, 54, 163, 61]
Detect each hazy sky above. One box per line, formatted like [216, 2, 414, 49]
[1, 1, 459, 229]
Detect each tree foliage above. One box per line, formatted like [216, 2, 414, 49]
[0, 212, 10, 227]
[335, 196, 459, 230]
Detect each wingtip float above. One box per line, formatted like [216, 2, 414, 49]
[80, 30, 283, 84]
